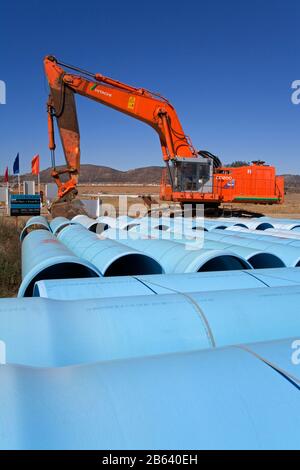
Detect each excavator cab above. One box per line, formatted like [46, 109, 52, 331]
[169, 157, 214, 193]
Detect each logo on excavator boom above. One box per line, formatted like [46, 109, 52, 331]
[90, 84, 112, 98]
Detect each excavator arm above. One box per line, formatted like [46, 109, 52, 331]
[44, 55, 198, 202]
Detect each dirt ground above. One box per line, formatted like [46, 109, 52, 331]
[77, 184, 300, 219]
[0, 217, 22, 297]
[219, 192, 300, 218]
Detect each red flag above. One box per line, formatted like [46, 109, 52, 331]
[4, 167, 8, 183]
[31, 154, 40, 175]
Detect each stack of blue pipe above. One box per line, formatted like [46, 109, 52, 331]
[0, 214, 300, 449]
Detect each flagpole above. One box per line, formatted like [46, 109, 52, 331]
[38, 172, 40, 195]
[6, 177, 9, 216]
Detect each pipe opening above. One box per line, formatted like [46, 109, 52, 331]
[192, 226, 207, 231]
[21, 225, 49, 242]
[248, 253, 285, 269]
[54, 223, 72, 236]
[255, 223, 274, 231]
[23, 262, 98, 297]
[234, 223, 248, 228]
[96, 223, 110, 234]
[199, 255, 250, 272]
[88, 223, 99, 233]
[125, 223, 140, 231]
[104, 254, 163, 276]
[214, 225, 230, 230]
[155, 224, 170, 231]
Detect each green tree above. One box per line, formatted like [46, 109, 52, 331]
[225, 160, 250, 167]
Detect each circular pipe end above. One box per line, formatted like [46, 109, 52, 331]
[20, 225, 49, 242]
[255, 223, 274, 231]
[19, 260, 100, 297]
[104, 254, 164, 277]
[248, 253, 285, 269]
[198, 255, 251, 272]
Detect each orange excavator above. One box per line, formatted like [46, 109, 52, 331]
[44, 55, 284, 213]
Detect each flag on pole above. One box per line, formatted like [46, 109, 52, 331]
[13, 153, 20, 175]
[4, 167, 9, 183]
[31, 154, 40, 175]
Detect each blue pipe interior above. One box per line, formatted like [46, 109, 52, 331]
[23, 262, 98, 297]
[104, 254, 163, 276]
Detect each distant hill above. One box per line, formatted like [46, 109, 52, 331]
[1, 165, 300, 191]
[1, 164, 164, 185]
[282, 174, 300, 193]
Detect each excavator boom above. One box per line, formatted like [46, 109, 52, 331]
[44, 55, 284, 212]
[44, 55, 198, 205]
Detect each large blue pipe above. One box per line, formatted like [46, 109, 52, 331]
[264, 228, 300, 239]
[18, 230, 101, 297]
[203, 229, 300, 267]
[224, 226, 300, 247]
[33, 267, 300, 300]
[101, 228, 252, 272]
[203, 218, 274, 230]
[0, 337, 299, 449]
[139, 216, 197, 231]
[72, 214, 99, 232]
[3, 285, 300, 366]
[49, 217, 78, 236]
[227, 226, 300, 248]
[58, 224, 164, 276]
[255, 217, 300, 230]
[96, 215, 139, 231]
[204, 220, 248, 230]
[20, 215, 50, 242]
[208, 216, 300, 231]
[135, 225, 286, 269]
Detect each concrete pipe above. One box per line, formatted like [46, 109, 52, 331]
[58, 224, 164, 276]
[18, 230, 101, 297]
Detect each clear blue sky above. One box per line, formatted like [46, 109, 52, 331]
[0, 0, 299, 175]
